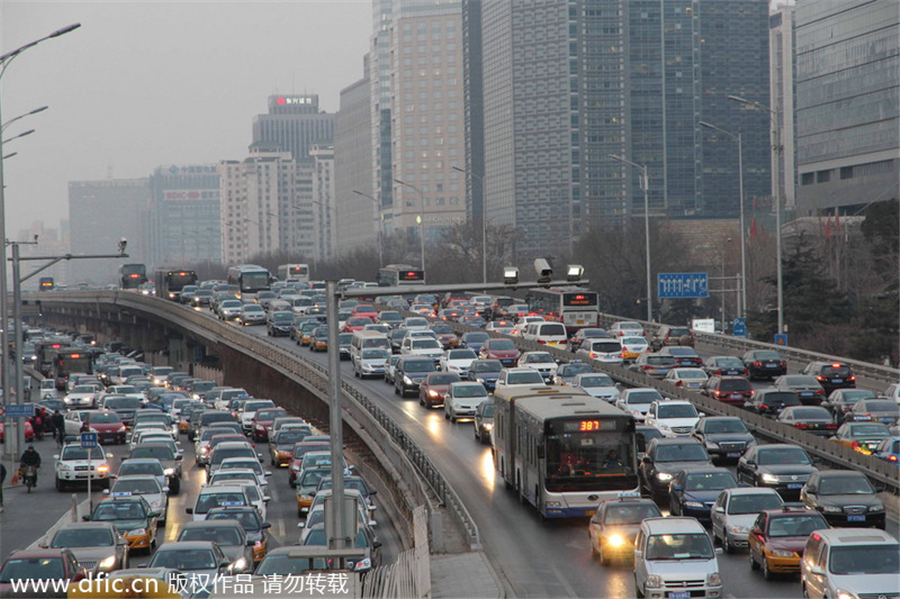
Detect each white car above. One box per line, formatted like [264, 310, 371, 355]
[800, 528, 899, 599]
[108, 474, 169, 522]
[576, 339, 623, 365]
[207, 475, 269, 522]
[443, 382, 489, 422]
[609, 321, 644, 338]
[400, 337, 443, 361]
[64, 386, 100, 409]
[238, 400, 276, 434]
[54, 441, 113, 491]
[101, 385, 145, 403]
[217, 457, 272, 490]
[645, 400, 701, 437]
[572, 373, 619, 401]
[354, 348, 391, 379]
[217, 300, 244, 320]
[633, 517, 723, 599]
[439, 349, 479, 376]
[494, 368, 546, 393]
[615, 388, 664, 422]
[620, 336, 650, 360]
[399, 317, 430, 332]
[516, 351, 559, 381]
[883, 383, 900, 406]
[510, 315, 544, 336]
[663, 368, 709, 389]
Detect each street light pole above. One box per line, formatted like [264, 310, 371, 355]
[609, 155, 653, 322]
[700, 121, 747, 318]
[452, 166, 487, 287]
[352, 190, 383, 268]
[729, 95, 783, 334]
[393, 178, 426, 272]
[0, 24, 80, 429]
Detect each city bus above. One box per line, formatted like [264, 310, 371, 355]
[38, 277, 54, 291]
[120, 263, 148, 289]
[155, 269, 198, 301]
[50, 347, 94, 390]
[277, 263, 310, 284]
[492, 385, 639, 518]
[226, 264, 272, 301]
[377, 264, 425, 287]
[525, 287, 600, 334]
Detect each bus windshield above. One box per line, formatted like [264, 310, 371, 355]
[545, 431, 637, 492]
[241, 272, 269, 292]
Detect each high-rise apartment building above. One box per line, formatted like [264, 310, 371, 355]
[769, 4, 796, 210]
[146, 164, 221, 269]
[252, 95, 335, 162]
[68, 179, 150, 284]
[794, 0, 899, 216]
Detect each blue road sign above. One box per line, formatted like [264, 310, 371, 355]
[774, 334, 788, 346]
[5, 404, 35, 418]
[658, 273, 709, 299]
[732, 318, 747, 338]
[80, 432, 98, 449]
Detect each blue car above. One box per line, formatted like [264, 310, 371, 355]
[460, 332, 490, 354]
[466, 359, 502, 391]
[872, 436, 900, 464]
[669, 467, 740, 523]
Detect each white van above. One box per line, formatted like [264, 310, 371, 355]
[522, 321, 568, 347]
[634, 517, 723, 599]
[350, 330, 391, 367]
[800, 528, 899, 599]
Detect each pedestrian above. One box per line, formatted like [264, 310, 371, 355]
[0, 462, 6, 511]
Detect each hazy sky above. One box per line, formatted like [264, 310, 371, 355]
[1, 0, 372, 238]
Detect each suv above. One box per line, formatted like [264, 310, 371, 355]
[701, 375, 754, 406]
[800, 529, 899, 599]
[633, 517, 723, 599]
[649, 325, 694, 351]
[55, 441, 113, 491]
[394, 356, 437, 397]
[799, 361, 856, 395]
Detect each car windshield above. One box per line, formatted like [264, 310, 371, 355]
[131, 447, 174, 461]
[754, 351, 782, 361]
[819, 476, 874, 495]
[684, 471, 737, 491]
[789, 408, 831, 420]
[0, 557, 65, 582]
[757, 447, 811, 465]
[579, 375, 614, 388]
[101, 396, 139, 409]
[405, 319, 428, 327]
[674, 370, 706, 380]
[526, 353, 554, 363]
[52, 528, 113, 548]
[621, 336, 645, 345]
[508, 372, 544, 384]
[412, 339, 440, 349]
[300, 470, 329, 487]
[834, 390, 875, 403]
[761, 392, 800, 407]
[119, 462, 163, 477]
[275, 430, 309, 445]
[61, 446, 105, 460]
[471, 361, 502, 373]
[464, 333, 489, 343]
[849, 424, 891, 436]
[590, 342, 621, 353]
[272, 313, 293, 323]
[221, 460, 262, 475]
[703, 419, 748, 434]
[656, 404, 698, 419]
[603, 504, 660, 525]
[403, 360, 435, 373]
[150, 549, 217, 570]
[627, 391, 662, 405]
[728, 493, 783, 514]
[767, 514, 828, 538]
[859, 401, 899, 413]
[453, 385, 487, 398]
[90, 413, 122, 424]
[655, 444, 708, 462]
[719, 379, 751, 391]
[179, 527, 242, 546]
[488, 340, 517, 351]
[829, 545, 899, 576]
[362, 349, 390, 359]
[93, 501, 147, 521]
[646, 534, 714, 560]
[480, 402, 494, 417]
[208, 510, 261, 531]
[196, 492, 246, 513]
[449, 350, 478, 360]
[647, 356, 677, 366]
[72, 386, 97, 393]
[114, 479, 161, 494]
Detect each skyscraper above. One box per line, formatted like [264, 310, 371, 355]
[252, 95, 335, 162]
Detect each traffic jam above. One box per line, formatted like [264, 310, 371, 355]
[2, 273, 898, 599]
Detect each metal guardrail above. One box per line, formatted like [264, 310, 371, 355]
[30, 291, 481, 550]
[441, 317, 900, 495]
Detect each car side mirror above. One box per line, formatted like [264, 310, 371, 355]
[810, 566, 826, 577]
[38, 540, 48, 548]
[53, 455, 60, 460]
[715, 547, 723, 555]
[369, 489, 377, 496]
[641, 456, 651, 463]
[262, 522, 272, 529]
[874, 483, 885, 493]
[633, 549, 643, 558]
[297, 522, 305, 529]
[175, 454, 183, 461]
[265, 471, 273, 477]
[81, 515, 91, 521]
[751, 528, 763, 536]
[714, 506, 725, 514]
[102, 489, 110, 495]
[263, 496, 271, 503]
[74, 571, 86, 582]
[185, 507, 194, 514]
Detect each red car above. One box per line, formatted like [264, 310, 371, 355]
[479, 338, 521, 367]
[288, 441, 331, 486]
[342, 317, 372, 333]
[703, 375, 755, 406]
[85, 411, 127, 444]
[0, 420, 34, 443]
[351, 304, 378, 321]
[251, 407, 289, 442]
[0, 548, 87, 598]
[418, 372, 462, 409]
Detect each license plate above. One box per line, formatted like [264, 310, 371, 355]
[847, 514, 865, 522]
[586, 510, 595, 517]
[767, 363, 777, 367]
[882, 417, 894, 423]
[668, 593, 690, 599]
[730, 394, 742, 399]
[832, 379, 842, 383]
[726, 452, 740, 458]
[787, 483, 803, 489]
[800, 392, 813, 397]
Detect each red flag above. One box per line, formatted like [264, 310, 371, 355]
[825, 216, 832, 239]
[750, 217, 757, 239]
[835, 211, 841, 233]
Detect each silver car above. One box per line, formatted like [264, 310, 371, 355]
[710, 487, 784, 553]
[177, 521, 254, 574]
[42, 521, 128, 573]
[108, 475, 169, 522]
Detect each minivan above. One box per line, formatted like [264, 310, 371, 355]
[800, 528, 899, 599]
[350, 330, 391, 367]
[522, 322, 568, 347]
[634, 517, 723, 599]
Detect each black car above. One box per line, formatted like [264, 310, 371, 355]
[206, 505, 272, 564]
[656, 346, 703, 367]
[669, 467, 739, 523]
[338, 333, 353, 361]
[466, 359, 503, 392]
[266, 312, 294, 337]
[388, 329, 407, 354]
[843, 398, 900, 427]
[776, 406, 837, 437]
[635, 425, 663, 461]
[799, 470, 885, 529]
[742, 350, 787, 381]
[702, 356, 748, 377]
[639, 438, 712, 499]
[799, 361, 856, 395]
[473, 400, 494, 445]
[737, 444, 818, 499]
[745, 389, 801, 417]
[691, 417, 755, 462]
[394, 357, 437, 397]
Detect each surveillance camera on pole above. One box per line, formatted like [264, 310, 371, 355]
[118, 238, 127, 254]
[534, 258, 553, 286]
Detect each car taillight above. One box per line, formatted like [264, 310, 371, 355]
[744, 369, 749, 376]
[675, 381, 683, 386]
[851, 440, 859, 448]
[816, 389, 825, 395]
[780, 361, 787, 367]
[759, 404, 769, 411]
[715, 369, 723, 375]
[537, 339, 546, 344]
[826, 423, 837, 429]
[816, 376, 826, 381]
[793, 423, 807, 429]
[848, 376, 856, 381]
[754, 361, 763, 367]
[716, 391, 727, 397]
[889, 455, 898, 462]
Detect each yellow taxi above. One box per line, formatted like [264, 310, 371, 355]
[85, 495, 159, 552]
[295, 466, 331, 517]
[830, 421, 892, 455]
[310, 328, 328, 352]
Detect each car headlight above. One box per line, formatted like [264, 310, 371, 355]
[353, 557, 372, 572]
[730, 525, 749, 534]
[255, 424, 265, 430]
[606, 534, 625, 547]
[484, 423, 493, 431]
[97, 464, 110, 475]
[760, 473, 779, 484]
[835, 590, 857, 599]
[769, 549, 794, 557]
[164, 468, 175, 476]
[98, 556, 117, 570]
[232, 557, 247, 572]
[428, 390, 440, 398]
[706, 573, 721, 586]
[58, 463, 72, 471]
[403, 376, 414, 385]
[129, 528, 146, 537]
[821, 506, 841, 513]
[656, 472, 673, 482]
[684, 501, 704, 509]
[645, 575, 662, 589]
[705, 441, 719, 449]
[117, 426, 126, 433]
[868, 504, 884, 512]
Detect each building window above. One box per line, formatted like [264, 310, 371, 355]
[816, 170, 831, 183]
[801, 172, 814, 186]
[840, 166, 853, 180]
